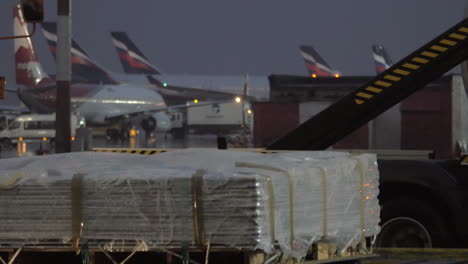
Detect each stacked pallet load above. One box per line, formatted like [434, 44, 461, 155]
[0, 149, 379, 259]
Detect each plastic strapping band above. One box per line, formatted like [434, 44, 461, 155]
[354, 158, 366, 243]
[235, 169, 276, 243]
[318, 167, 328, 237]
[235, 162, 294, 249]
[71, 173, 85, 251]
[191, 169, 206, 248]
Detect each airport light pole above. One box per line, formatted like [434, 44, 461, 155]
[55, 0, 71, 153]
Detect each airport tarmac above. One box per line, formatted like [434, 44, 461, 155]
[0, 131, 250, 159]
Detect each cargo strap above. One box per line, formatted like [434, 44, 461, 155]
[353, 157, 367, 245]
[72, 173, 85, 251]
[318, 168, 328, 237]
[235, 162, 294, 249]
[191, 169, 206, 248]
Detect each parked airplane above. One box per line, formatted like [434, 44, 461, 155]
[42, 24, 258, 105]
[110, 31, 161, 75]
[41, 22, 119, 85]
[299, 45, 341, 78]
[109, 32, 270, 100]
[13, 5, 170, 136]
[372, 44, 393, 74]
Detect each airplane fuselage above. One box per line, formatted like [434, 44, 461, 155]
[18, 82, 167, 125]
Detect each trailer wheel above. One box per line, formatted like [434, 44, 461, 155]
[376, 199, 450, 248]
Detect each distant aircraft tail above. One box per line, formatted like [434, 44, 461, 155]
[14, 5, 54, 89]
[299, 45, 340, 77]
[41, 22, 119, 84]
[110, 32, 161, 75]
[372, 44, 393, 74]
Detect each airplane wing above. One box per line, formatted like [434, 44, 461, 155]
[103, 99, 243, 122]
[147, 75, 255, 103]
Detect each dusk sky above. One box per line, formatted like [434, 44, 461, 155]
[0, 0, 466, 104]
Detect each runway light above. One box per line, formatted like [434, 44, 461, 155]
[312, 74, 317, 78]
[42, 137, 47, 141]
[334, 73, 340, 78]
[194, 99, 199, 104]
[235, 96, 242, 103]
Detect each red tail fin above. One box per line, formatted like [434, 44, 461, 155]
[14, 5, 53, 89]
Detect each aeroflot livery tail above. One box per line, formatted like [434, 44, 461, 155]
[372, 44, 393, 74]
[41, 22, 118, 85]
[111, 32, 161, 75]
[109, 31, 269, 100]
[299, 45, 341, 77]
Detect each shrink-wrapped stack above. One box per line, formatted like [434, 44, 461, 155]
[0, 150, 379, 258]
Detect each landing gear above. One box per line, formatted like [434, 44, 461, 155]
[141, 117, 157, 138]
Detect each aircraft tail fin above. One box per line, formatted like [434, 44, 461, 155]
[299, 45, 340, 77]
[372, 44, 393, 74]
[110, 31, 161, 75]
[14, 5, 53, 89]
[41, 22, 119, 84]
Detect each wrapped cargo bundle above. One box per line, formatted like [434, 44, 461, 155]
[0, 150, 379, 259]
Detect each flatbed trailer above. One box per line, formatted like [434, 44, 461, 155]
[91, 14, 468, 263]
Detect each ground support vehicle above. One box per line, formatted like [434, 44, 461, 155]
[94, 15, 468, 261]
[0, 113, 83, 148]
[264, 16, 468, 249]
[169, 101, 253, 139]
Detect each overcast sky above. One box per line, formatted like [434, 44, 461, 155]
[0, 0, 466, 97]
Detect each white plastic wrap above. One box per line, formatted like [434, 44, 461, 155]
[0, 150, 380, 258]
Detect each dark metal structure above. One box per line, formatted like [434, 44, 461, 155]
[267, 18, 468, 150]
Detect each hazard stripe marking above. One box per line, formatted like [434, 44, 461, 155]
[402, 63, 420, 70]
[356, 92, 373, 99]
[440, 39, 457, 46]
[430, 45, 448, 52]
[393, 69, 410, 76]
[354, 99, 365, 105]
[459, 27, 468, 33]
[449, 33, 466, 40]
[375, 80, 392, 87]
[384, 75, 401, 82]
[421, 51, 438, 58]
[366, 86, 383, 93]
[412, 57, 429, 64]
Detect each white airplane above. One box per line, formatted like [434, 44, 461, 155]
[41, 23, 262, 107]
[109, 32, 270, 101]
[13, 5, 171, 136]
